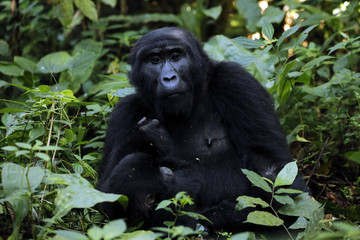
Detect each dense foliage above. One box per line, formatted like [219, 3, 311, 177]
[0, 0, 359, 239]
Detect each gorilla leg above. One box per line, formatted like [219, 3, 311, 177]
[100, 153, 168, 225]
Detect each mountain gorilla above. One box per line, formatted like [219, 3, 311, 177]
[98, 27, 308, 231]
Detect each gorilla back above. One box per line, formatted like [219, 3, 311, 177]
[98, 27, 308, 232]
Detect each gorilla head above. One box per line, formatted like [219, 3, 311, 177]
[128, 27, 211, 121]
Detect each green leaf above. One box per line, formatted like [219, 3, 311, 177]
[234, 37, 265, 49]
[274, 162, 298, 188]
[203, 5, 222, 20]
[236, 196, 269, 211]
[54, 184, 122, 219]
[328, 40, 348, 54]
[178, 210, 212, 222]
[292, 24, 318, 48]
[274, 195, 295, 205]
[277, 59, 297, 104]
[261, 6, 285, 24]
[54, 230, 88, 240]
[54, 0, 74, 27]
[1, 163, 45, 233]
[241, 169, 272, 192]
[2, 163, 44, 195]
[38, 51, 72, 73]
[155, 199, 172, 210]
[101, 0, 117, 8]
[87, 225, 103, 240]
[103, 219, 126, 240]
[235, 0, 261, 32]
[245, 211, 284, 226]
[117, 231, 159, 240]
[39, 85, 51, 93]
[0, 61, 24, 76]
[279, 193, 322, 218]
[289, 216, 308, 229]
[35, 152, 51, 162]
[14, 56, 38, 73]
[74, 39, 102, 55]
[302, 56, 334, 72]
[344, 151, 360, 164]
[231, 232, 255, 240]
[2, 146, 18, 151]
[262, 22, 274, 40]
[15, 142, 32, 149]
[277, 24, 301, 47]
[0, 40, 10, 56]
[74, 0, 98, 22]
[275, 188, 303, 194]
[296, 135, 311, 143]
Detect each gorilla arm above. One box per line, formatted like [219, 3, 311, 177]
[98, 93, 170, 190]
[195, 61, 308, 231]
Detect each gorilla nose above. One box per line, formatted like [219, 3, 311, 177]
[160, 74, 179, 90]
[163, 75, 177, 81]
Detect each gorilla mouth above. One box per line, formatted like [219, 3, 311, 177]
[162, 91, 184, 99]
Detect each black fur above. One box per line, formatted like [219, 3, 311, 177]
[98, 27, 308, 232]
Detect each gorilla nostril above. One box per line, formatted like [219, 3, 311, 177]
[163, 75, 177, 82]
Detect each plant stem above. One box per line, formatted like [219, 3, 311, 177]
[270, 186, 295, 240]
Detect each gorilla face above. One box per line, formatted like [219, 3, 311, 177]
[144, 45, 194, 120]
[129, 28, 211, 121]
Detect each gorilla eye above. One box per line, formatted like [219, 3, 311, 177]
[171, 53, 181, 61]
[150, 56, 161, 64]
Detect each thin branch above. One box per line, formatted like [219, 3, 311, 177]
[306, 137, 330, 186]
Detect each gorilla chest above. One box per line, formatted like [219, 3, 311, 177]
[169, 117, 236, 163]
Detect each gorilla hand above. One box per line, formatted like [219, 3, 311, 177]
[136, 117, 171, 157]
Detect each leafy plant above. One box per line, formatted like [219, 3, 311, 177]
[154, 192, 210, 240]
[237, 162, 323, 240]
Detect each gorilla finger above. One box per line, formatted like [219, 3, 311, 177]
[139, 119, 160, 132]
[137, 116, 147, 127]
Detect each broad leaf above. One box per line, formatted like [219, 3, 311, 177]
[203, 6, 222, 20]
[231, 232, 256, 240]
[262, 22, 274, 40]
[118, 230, 160, 240]
[155, 200, 172, 210]
[74, 0, 98, 22]
[275, 188, 303, 194]
[236, 196, 269, 211]
[54, 184, 123, 219]
[245, 211, 284, 226]
[14, 56, 38, 73]
[53, 230, 88, 240]
[0, 61, 24, 76]
[261, 6, 285, 24]
[277, 24, 301, 46]
[289, 216, 309, 229]
[235, 0, 261, 32]
[101, 0, 117, 8]
[2, 162, 44, 196]
[274, 195, 295, 205]
[38, 51, 72, 73]
[242, 169, 272, 193]
[54, 0, 74, 27]
[302, 56, 334, 72]
[1, 163, 44, 235]
[279, 193, 322, 218]
[274, 161, 298, 187]
[234, 37, 265, 49]
[103, 219, 126, 240]
[344, 151, 360, 164]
